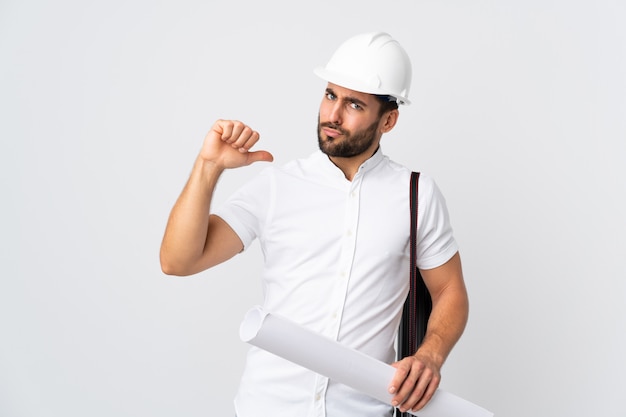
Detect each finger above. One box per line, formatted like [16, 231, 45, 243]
[409, 374, 440, 412]
[225, 121, 246, 144]
[214, 119, 234, 142]
[245, 150, 274, 164]
[394, 366, 425, 410]
[232, 126, 259, 150]
[398, 373, 429, 412]
[390, 359, 424, 408]
[400, 367, 440, 413]
[388, 360, 411, 396]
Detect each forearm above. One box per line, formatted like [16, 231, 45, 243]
[160, 157, 223, 275]
[416, 282, 469, 367]
[388, 253, 469, 412]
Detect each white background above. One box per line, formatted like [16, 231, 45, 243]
[1, 0, 625, 416]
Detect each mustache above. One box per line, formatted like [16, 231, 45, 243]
[320, 122, 347, 135]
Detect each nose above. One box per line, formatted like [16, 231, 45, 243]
[328, 101, 342, 125]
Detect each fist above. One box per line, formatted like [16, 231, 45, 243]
[200, 119, 273, 169]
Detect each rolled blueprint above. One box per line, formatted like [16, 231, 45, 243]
[240, 306, 493, 417]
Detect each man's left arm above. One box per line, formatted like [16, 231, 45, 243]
[388, 251, 469, 413]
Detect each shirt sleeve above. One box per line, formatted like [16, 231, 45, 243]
[415, 174, 459, 270]
[212, 167, 274, 250]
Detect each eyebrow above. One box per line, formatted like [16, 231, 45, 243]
[326, 88, 369, 108]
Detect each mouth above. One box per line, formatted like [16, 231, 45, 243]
[321, 124, 344, 139]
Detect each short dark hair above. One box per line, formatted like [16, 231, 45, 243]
[375, 95, 399, 116]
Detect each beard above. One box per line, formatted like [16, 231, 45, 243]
[317, 116, 380, 158]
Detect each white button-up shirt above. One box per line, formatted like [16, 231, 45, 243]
[214, 148, 458, 417]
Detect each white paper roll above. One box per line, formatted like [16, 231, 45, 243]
[240, 306, 493, 417]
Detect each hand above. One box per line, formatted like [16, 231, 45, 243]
[388, 351, 442, 413]
[200, 119, 273, 169]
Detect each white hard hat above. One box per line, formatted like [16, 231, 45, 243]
[314, 32, 412, 105]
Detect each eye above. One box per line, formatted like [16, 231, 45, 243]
[326, 92, 336, 101]
[349, 101, 363, 110]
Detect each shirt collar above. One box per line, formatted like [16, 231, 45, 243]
[316, 147, 385, 180]
[357, 146, 384, 175]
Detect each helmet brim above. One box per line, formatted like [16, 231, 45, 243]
[314, 67, 411, 106]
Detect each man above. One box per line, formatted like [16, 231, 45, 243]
[160, 32, 469, 417]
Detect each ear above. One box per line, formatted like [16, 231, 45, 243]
[380, 109, 399, 133]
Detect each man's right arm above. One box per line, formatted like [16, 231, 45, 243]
[159, 120, 273, 276]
